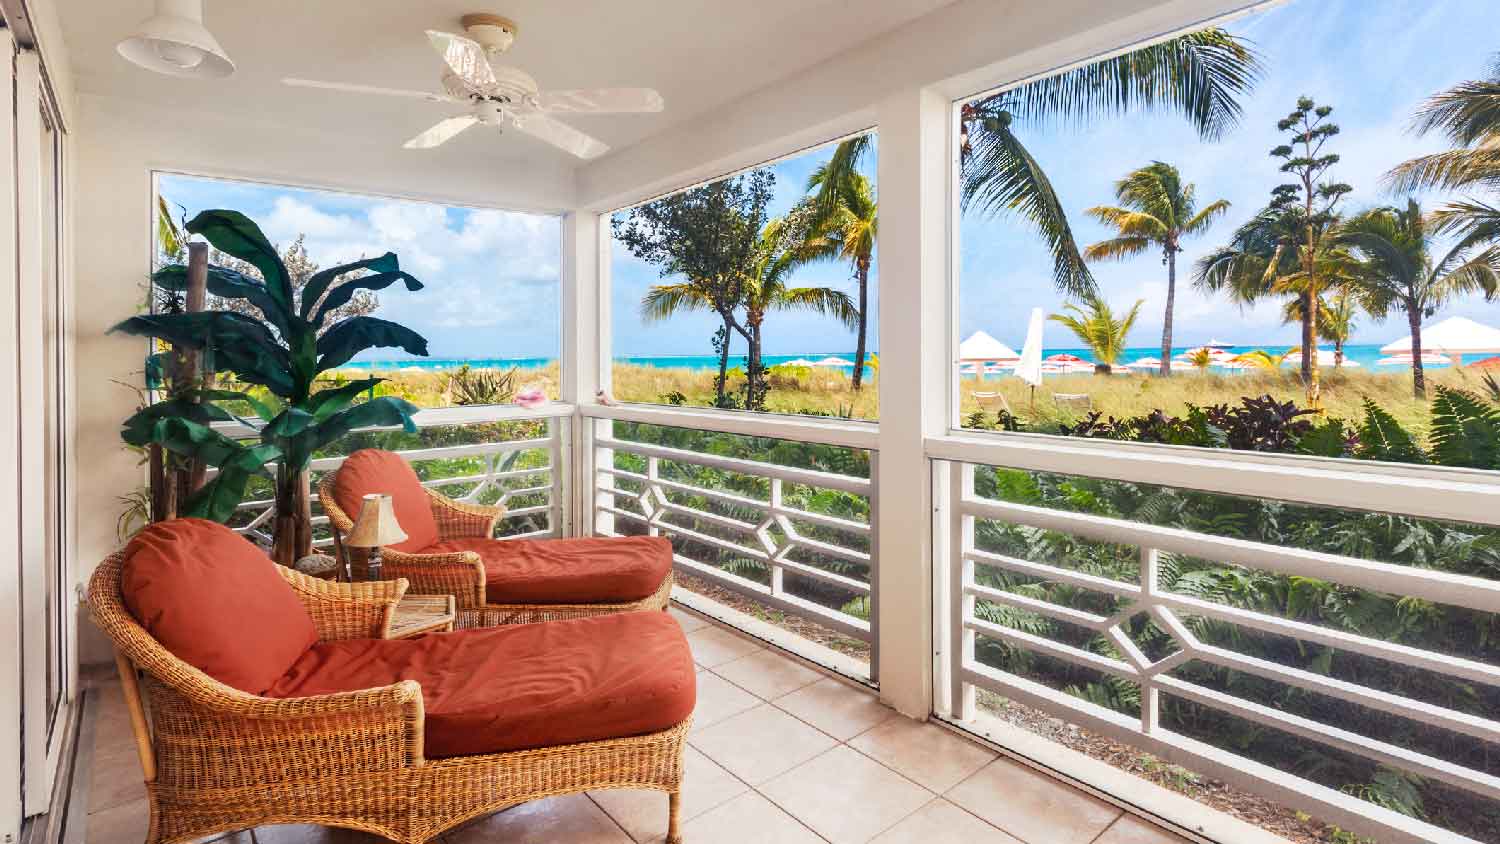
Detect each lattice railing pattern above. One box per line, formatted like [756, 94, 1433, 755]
[945, 460, 1500, 844]
[594, 435, 875, 645]
[230, 420, 565, 549]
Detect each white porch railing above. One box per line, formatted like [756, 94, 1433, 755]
[942, 458, 1500, 844]
[590, 421, 877, 679]
[224, 409, 570, 549]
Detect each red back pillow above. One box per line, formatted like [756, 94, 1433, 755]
[121, 519, 318, 694]
[331, 449, 439, 552]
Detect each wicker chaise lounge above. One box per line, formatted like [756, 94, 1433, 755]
[319, 448, 674, 627]
[88, 519, 694, 844]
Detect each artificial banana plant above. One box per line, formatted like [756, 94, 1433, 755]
[116, 210, 429, 564]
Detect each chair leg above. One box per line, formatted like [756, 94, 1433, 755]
[666, 791, 683, 843]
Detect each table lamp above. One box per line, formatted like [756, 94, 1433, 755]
[345, 493, 406, 581]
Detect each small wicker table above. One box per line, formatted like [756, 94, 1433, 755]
[387, 594, 457, 639]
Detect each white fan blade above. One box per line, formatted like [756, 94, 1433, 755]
[404, 115, 479, 149]
[283, 78, 456, 103]
[535, 88, 664, 114]
[514, 114, 609, 159]
[425, 29, 497, 90]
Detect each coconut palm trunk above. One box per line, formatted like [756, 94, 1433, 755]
[1160, 248, 1178, 376]
[1408, 306, 1427, 399]
[852, 257, 870, 390]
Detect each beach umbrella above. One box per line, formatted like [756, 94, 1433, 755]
[1283, 349, 1360, 368]
[1015, 308, 1045, 390]
[1376, 352, 1451, 366]
[1380, 316, 1500, 367]
[958, 330, 1021, 363]
[779, 358, 819, 367]
[1127, 357, 1161, 369]
[813, 356, 855, 367]
[1472, 356, 1500, 369]
[1044, 353, 1088, 364]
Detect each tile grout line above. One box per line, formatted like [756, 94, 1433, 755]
[583, 792, 640, 843]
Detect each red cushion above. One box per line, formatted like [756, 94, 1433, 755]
[422, 536, 672, 604]
[121, 518, 317, 695]
[331, 449, 438, 552]
[267, 611, 696, 757]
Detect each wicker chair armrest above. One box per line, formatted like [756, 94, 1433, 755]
[278, 565, 407, 641]
[427, 488, 506, 539]
[379, 547, 487, 608]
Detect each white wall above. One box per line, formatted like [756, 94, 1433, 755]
[71, 92, 579, 662]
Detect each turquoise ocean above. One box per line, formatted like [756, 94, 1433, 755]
[342, 343, 1441, 373]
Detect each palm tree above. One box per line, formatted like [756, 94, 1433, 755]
[1048, 293, 1144, 374]
[1339, 199, 1500, 398]
[738, 215, 861, 408]
[962, 29, 1259, 295]
[1083, 162, 1230, 375]
[639, 277, 743, 407]
[1387, 57, 1500, 255]
[1283, 287, 1359, 368]
[1232, 348, 1294, 371]
[805, 150, 878, 390]
[808, 30, 1259, 299]
[1185, 346, 1214, 374]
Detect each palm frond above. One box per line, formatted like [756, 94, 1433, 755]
[1084, 206, 1168, 239]
[774, 286, 860, 329]
[998, 28, 1262, 140]
[640, 282, 714, 322]
[1384, 142, 1500, 193]
[1183, 198, 1232, 234]
[962, 114, 1095, 296]
[1083, 236, 1154, 262]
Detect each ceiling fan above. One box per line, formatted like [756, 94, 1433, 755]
[283, 13, 663, 159]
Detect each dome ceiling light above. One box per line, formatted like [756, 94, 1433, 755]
[116, 0, 234, 78]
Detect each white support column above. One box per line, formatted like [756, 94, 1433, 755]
[561, 211, 607, 538]
[875, 86, 950, 718]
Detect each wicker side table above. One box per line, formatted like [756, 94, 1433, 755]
[387, 594, 457, 639]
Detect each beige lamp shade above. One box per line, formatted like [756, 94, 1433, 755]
[345, 494, 408, 548]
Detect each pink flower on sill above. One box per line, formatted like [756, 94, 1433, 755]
[515, 387, 547, 409]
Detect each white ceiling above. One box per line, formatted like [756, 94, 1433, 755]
[57, 0, 956, 168]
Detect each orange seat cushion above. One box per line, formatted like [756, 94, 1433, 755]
[331, 449, 439, 552]
[422, 536, 672, 604]
[267, 611, 696, 757]
[122, 518, 317, 695]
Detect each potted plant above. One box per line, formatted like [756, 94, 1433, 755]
[116, 210, 430, 564]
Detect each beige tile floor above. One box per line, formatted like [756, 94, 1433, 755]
[81, 604, 1191, 844]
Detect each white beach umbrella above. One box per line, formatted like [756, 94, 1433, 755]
[959, 330, 1021, 363]
[1380, 316, 1500, 366]
[779, 358, 819, 367]
[1014, 309, 1045, 387]
[1376, 352, 1451, 366]
[813, 356, 855, 367]
[1283, 349, 1359, 367]
[1127, 357, 1161, 369]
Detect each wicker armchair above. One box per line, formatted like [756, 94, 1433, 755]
[318, 470, 672, 628]
[87, 551, 689, 844]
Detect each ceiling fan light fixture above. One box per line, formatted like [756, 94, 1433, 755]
[117, 0, 235, 78]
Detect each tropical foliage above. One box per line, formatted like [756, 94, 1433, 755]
[1084, 161, 1230, 375]
[806, 140, 878, 390]
[118, 210, 428, 562]
[1338, 199, 1500, 397]
[1048, 293, 1143, 374]
[961, 28, 1260, 295]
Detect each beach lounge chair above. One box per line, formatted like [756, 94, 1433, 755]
[970, 390, 1012, 414]
[1052, 393, 1093, 412]
[88, 518, 695, 844]
[320, 449, 673, 627]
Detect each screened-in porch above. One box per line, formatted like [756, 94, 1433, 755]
[3, 2, 1499, 844]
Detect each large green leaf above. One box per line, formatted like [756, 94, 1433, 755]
[1356, 399, 1427, 464]
[179, 442, 283, 523]
[138, 415, 267, 468]
[153, 263, 293, 335]
[304, 378, 383, 422]
[311, 268, 423, 326]
[1429, 387, 1500, 469]
[314, 317, 429, 372]
[311, 396, 419, 449]
[301, 253, 421, 322]
[113, 312, 296, 396]
[185, 210, 293, 316]
[121, 396, 235, 446]
[261, 407, 318, 440]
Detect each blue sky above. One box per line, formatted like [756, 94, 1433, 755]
[160, 0, 1500, 361]
[959, 0, 1500, 353]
